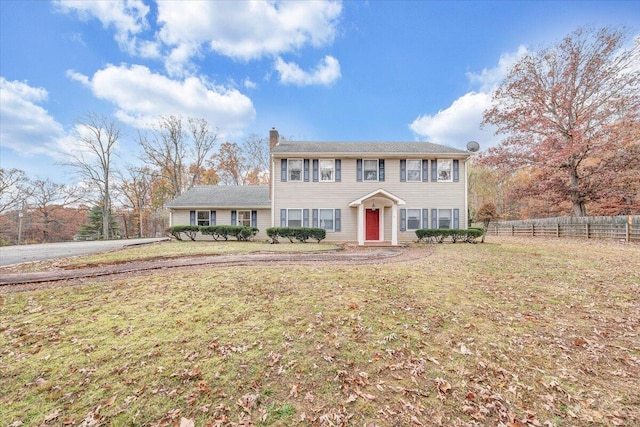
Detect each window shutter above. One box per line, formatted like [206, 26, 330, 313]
[304, 159, 310, 182]
[210, 210, 216, 226]
[312, 159, 319, 182]
[312, 209, 318, 228]
[400, 159, 406, 182]
[431, 160, 437, 182]
[189, 210, 195, 226]
[453, 209, 460, 228]
[400, 209, 407, 231]
[335, 159, 341, 182]
[356, 159, 363, 182]
[280, 209, 287, 227]
[251, 210, 257, 228]
[422, 209, 429, 229]
[431, 209, 437, 229]
[303, 209, 309, 227]
[231, 210, 237, 225]
[422, 159, 428, 182]
[334, 209, 341, 231]
[379, 159, 385, 181]
[281, 159, 287, 182]
[453, 159, 459, 182]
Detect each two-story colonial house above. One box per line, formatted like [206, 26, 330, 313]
[166, 128, 472, 245]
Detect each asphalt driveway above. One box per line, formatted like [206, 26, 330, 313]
[0, 238, 169, 267]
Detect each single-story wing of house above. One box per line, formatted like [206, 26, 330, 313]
[166, 128, 473, 245]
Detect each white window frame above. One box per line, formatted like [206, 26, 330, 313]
[319, 159, 335, 182]
[196, 210, 210, 226]
[237, 210, 251, 227]
[406, 208, 421, 230]
[287, 209, 303, 227]
[288, 159, 303, 182]
[363, 159, 378, 182]
[406, 159, 422, 182]
[438, 209, 452, 229]
[319, 208, 335, 232]
[437, 159, 452, 182]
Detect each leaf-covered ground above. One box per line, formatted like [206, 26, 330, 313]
[1, 237, 639, 426]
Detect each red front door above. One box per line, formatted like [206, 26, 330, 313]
[366, 209, 380, 240]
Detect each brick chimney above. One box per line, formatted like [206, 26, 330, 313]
[269, 127, 279, 149]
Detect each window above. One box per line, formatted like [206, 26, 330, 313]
[320, 160, 335, 182]
[287, 209, 302, 227]
[406, 160, 422, 182]
[196, 211, 210, 226]
[364, 159, 378, 181]
[288, 159, 303, 181]
[438, 209, 451, 229]
[319, 209, 334, 231]
[437, 159, 452, 182]
[237, 210, 251, 227]
[407, 209, 421, 230]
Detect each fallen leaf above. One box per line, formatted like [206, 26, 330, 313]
[180, 418, 195, 427]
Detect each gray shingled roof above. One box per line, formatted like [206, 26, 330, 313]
[271, 141, 470, 156]
[165, 185, 270, 208]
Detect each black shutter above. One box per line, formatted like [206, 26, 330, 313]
[190, 210, 195, 226]
[251, 210, 257, 228]
[422, 209, 429, 229]
[422, 159, 428, 182]
[210, 210, 216, 226]
[431, 160, 437, 182]
[453, 159, 459, 182]
[453, 209, 460, 228]
[335, 159, 341, 182]
[303, 209, 309, 227]
[431, 209, 438, 229]
[281, 159, 287, 182]
[304, 159, 310, 182]
[312, 209, 318, 228]
[400, 159, 406, 182]
[231, 210, 237, 225]
[400, 209, 406, 232]
[312, 159, 319, 182]
[334, 209, 341, 231]
[379, 159, 385, 181]
[280, 209, 287, 227]
[356, 159, 362, 182]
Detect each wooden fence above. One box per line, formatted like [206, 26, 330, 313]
[487, 216, 640, 242]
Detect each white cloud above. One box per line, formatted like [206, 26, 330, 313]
[68, 64, 256, 133]
[54, 0, 151, 56]
[275, 55, 341, 86]
[0, 77, 69, 158]
[410, 46, 528, 150]
[244, 78, 257, 90]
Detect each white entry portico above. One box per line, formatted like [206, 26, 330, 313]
[349, 189, 406, 246]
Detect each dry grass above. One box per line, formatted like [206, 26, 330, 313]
[1, 237, 639, 426]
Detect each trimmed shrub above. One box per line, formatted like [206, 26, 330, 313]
[167, 225, 199, 241]
[415, 228, 483, 244]
[266, 227, 326, 243]
[200, 225, 258, 241]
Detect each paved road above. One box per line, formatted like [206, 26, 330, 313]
[0, 238, 170, 267]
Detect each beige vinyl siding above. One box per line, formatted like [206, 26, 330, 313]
[273, 157, 467, 243]
[170, 208, 270, 241]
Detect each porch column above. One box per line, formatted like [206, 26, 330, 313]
[357, 204, 364, 245]
[391, 203, 398, 246]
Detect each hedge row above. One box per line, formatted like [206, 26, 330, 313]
[166, 225, 258, 241]
[266, 227, 326, 243]
[415, 228, 484, 243]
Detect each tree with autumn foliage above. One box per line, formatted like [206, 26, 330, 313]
[481, 27, 640, 217]
[208, 135, 270, 185]
[475, 202, 498, 243]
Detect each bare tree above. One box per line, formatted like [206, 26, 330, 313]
[138, 115, 217, 197]
[29, 178, 83, 241]
[0, 168, 30, 214]
[481, 27, 640, 216]
[117, 165, 153, 238]
[64, 114, 120, 239]
[208, 135, 269, 185]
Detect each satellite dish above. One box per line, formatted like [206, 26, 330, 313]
[466, 141, 480, 152]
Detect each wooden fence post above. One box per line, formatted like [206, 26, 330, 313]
[556, 223, 560, 238]
[511, 225, 514, 236]
[627, 215, 632, 242]
[531, 223, 535, 236]
[586, 223, 590, 239]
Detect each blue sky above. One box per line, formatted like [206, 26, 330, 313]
[1, 0, 639, 184]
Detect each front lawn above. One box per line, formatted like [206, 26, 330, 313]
[1, 237, 639, 426]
